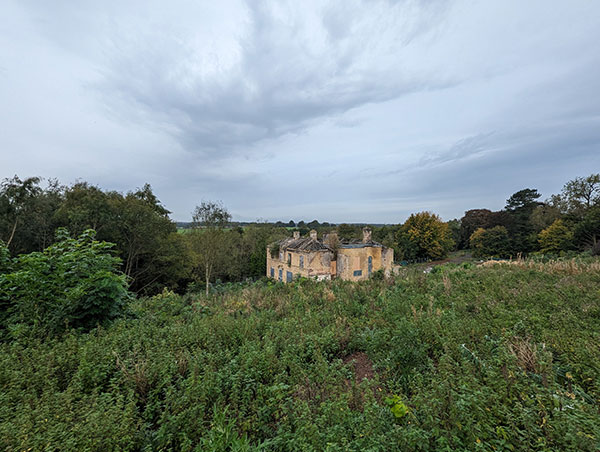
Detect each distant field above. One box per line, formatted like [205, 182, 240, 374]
[2, 258, 599, 451]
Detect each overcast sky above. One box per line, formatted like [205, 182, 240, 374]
[1, 1, 599, 223]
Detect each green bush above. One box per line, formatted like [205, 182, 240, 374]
[1, 259, 599, 450]
[0, 229, 129, 338]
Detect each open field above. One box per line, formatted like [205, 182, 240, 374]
[1, 259, 599, 451]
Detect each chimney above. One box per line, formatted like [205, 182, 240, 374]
[309, 229, 318, 240]
[324, 231, 338, 248]
[293, 230, 300, 239]
[362, 227, 372, 243]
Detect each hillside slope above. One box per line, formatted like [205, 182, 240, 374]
[1, 260, 599, 451]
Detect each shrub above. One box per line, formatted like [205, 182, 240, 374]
[470, 226, 511, 258]
[0, 229, 129, 338]
[538, 219, 574, 254]
[398, 212, 454, 260]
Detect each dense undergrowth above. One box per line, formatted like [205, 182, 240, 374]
[1, 260, 599, 451]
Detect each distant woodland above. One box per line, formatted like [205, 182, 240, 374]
[0, 173, 598, 298]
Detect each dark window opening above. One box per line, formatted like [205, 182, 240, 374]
[353, 270, 362, 276]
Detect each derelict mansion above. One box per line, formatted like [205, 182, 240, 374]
[267, 227, 394, 282]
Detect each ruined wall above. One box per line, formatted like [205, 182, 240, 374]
[267, 243, 393, 283]
[266, 246, 333, 283]
[336, 245, 394, 281]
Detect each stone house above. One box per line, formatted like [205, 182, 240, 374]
[266, 227, 394, 283]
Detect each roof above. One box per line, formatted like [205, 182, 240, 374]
[273, 237, 333, 252]
[270, 236, 386, 252]
[339, 239, 383, 249]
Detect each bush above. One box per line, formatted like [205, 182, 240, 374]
[398, 212, 455, 260]
[538, 219, 574, 254]
[470, 226, 511, 258]
[0, 229, 130, 338]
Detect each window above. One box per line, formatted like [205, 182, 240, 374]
[353, 270, 362, 276]
[368, 256, 372, 276]
[270, 267, 274, 278]
[300, 255, 304, 268]
[286, 271, 293, 283]
[287, 253, 292, 265]
[279, 251, 284, 261]
[278, 269, 282, 281]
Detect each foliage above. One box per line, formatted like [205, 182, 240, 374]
[458, 209, 496, 249]
[189, 201, 233, 295]
[0, 229, 129, 338]
[505, 188, 542, 211]
[504, 188, 542, 254]
[538, 219, 574, 254]
[385, 394, 410, 420]
[1, 260, 599, 450]
[550, 173, 600, 218]
[573, 206, 600, 251]
[398, 212, 454, 260]
[469, 226, 511, 258]
[530, 204, 562, 232]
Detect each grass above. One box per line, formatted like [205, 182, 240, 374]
[1, 259, 599, 451]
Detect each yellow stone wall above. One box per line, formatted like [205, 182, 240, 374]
[266, 247, 333, 282]
[336, 246, 394, 281]
[267, 244, 393, 283]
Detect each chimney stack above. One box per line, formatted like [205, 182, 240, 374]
[309, 229, 318, 240]
[362, 227, 372, 243]
[324, 231, 338, 248]
[293, 230, 300, 239]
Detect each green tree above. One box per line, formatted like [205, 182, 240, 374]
[530, 204, 562, 233]
[469, 226, 511, 258]
[337, 223, 361, 240]
[505, 188, 542, 211]
[0, 176, 43, 252]
[447, 219, 461, 251]
[0, 229, 129, 337]
[538, 219, 574, 254]
[189, 201, 232, 295]
[398, 212, 454, 260]
[573, 206, 600, 251]
[504, 188, 542, 253]
[551, 174, 600, 218]
[459, 209, 494, 249]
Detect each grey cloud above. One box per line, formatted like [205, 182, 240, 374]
[3, 0, 600, 223]
[96, 0, 453, 154]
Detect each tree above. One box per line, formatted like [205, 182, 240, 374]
[504, 188, 542, 254]
[398, 212, 454, 260]
[447, 219, 461, 251]
[337, 223, 361, 240]
[538, 220, 574, 254]
[189, 201, 232, 295]
[505, 188, 542, 211]
[530, 204, 562, 233]
[0, 176, 43, 251]
[550, 174, 600, 218]
[469, 226, 510, 258]
[0, 229, 129, 337]
[459, 209, 494, 249]
[573, 206, 600, 251]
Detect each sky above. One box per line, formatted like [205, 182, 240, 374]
[1, 0, 600, 223]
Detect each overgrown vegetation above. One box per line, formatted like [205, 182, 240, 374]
[1, 259, 599, 451]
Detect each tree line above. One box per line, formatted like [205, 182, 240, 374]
[1, 173, 599, 298]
